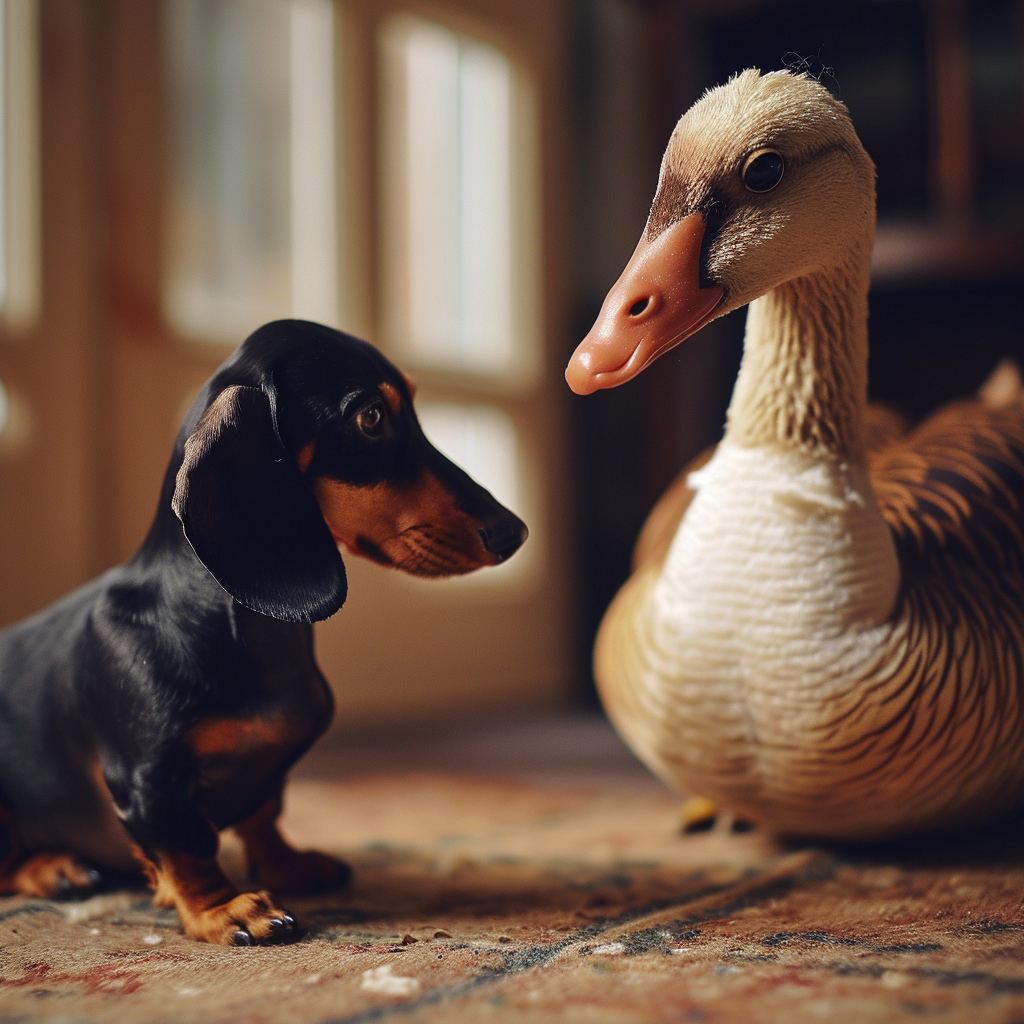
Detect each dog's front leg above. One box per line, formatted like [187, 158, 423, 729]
[112, 761, 298, 945]
[234, 788, 351, 895]
[142, 847, 297, 945]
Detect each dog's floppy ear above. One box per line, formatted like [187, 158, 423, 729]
[172, 385, 347, 622]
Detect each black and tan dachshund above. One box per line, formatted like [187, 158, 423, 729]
[0, 320, 526, 944]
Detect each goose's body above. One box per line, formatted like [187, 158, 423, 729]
[567, 70, 1024, 841]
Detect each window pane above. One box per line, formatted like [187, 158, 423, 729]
[0, 0, 41, 328]
[459, 44, 512, 365]
[165, 0, 337, 343]
[417, 402, 521, 515]
[290, 0, 339, 323]
[0, 0, 7, 312]
[404, 22, 461, 358]
[382, 16, 526, 378]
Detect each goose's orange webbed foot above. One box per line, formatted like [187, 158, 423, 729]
[679, 796, 756, 836]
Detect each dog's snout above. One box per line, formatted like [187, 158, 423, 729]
[479, 514, 528, 563]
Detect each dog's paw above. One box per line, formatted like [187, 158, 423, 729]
[253, 849, 352, 896]
[188, 891, 300, 946]
[12, 852, 101, 899]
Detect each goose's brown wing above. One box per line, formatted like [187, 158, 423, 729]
[852, 392, 1024, 829]
[633, 403, 913, 575]
[862, 402, 911, 454]
[869, 398, 1024, 575]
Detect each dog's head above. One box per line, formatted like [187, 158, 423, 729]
[171, 321, 528, 622]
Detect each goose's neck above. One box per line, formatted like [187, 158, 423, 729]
[725, 237, 872, 462]
[654, 227, 900, 638]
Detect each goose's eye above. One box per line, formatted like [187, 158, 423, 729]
[742, 149, 785, 193]
[356, 402, 384, 436]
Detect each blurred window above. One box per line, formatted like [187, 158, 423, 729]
[377, 13, 542, 585]
[0, 0, 40, 329]
[416, 400, 529, 584]
[1, 0, 6, 313]
[164, 0, 338, 344]
[380, 14, 540, 384]
[417, 401, 520, 513]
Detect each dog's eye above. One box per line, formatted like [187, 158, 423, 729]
[356, 402, 384, 437]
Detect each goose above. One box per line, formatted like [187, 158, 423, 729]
[565, 69, 1024, 842]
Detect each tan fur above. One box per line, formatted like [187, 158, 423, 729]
[297, 441, 316, 473]
[140, 849, 288, 945]
[188, 716, 301, 759]
[380, 381, 402, 414]
[0, 852, 95, 898]
[313, 470, 495, 575]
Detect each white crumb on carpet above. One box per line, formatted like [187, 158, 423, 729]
[360, 964, 421, 996]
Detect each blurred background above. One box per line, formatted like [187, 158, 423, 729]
[0, 0, 1022, 740]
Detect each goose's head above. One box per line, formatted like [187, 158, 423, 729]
[566, 69, 876, 395]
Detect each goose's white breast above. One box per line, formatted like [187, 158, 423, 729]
[637, 441, 901, 808]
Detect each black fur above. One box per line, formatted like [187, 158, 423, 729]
[173, 384, 347, 622]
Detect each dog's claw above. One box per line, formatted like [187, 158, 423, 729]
[269, 912, 300, 942]
[190, 892, 299, 945]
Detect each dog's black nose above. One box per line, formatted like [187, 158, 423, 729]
[479, 514, 528, 563]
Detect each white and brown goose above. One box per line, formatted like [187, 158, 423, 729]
[566, 69, 1024, 842]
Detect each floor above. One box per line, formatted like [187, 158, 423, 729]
[2, 715, 1024, 1023]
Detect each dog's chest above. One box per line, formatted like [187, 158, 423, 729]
[189, 612, 334, 827]
[189, 714, 311, 826]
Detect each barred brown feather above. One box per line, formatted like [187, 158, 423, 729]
[847, 398, 1024, 829]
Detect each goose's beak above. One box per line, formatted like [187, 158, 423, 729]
[565, 213, 724, 395]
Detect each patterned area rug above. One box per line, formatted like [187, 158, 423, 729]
[2, 718, 1024, 1023]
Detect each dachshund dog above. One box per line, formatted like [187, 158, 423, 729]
[0, 320, 526, 944]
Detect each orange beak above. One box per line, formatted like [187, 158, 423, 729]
[565, 213, 724, 395]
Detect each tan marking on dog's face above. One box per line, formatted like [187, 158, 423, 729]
[313, 470, 496, 576]
[189, 717, 296, 760]
[297, 442, 316, 473]
[380, 382, 402, 415]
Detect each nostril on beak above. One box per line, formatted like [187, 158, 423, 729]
[629, 297, 651, 317]
[479, 516, 528, 563]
